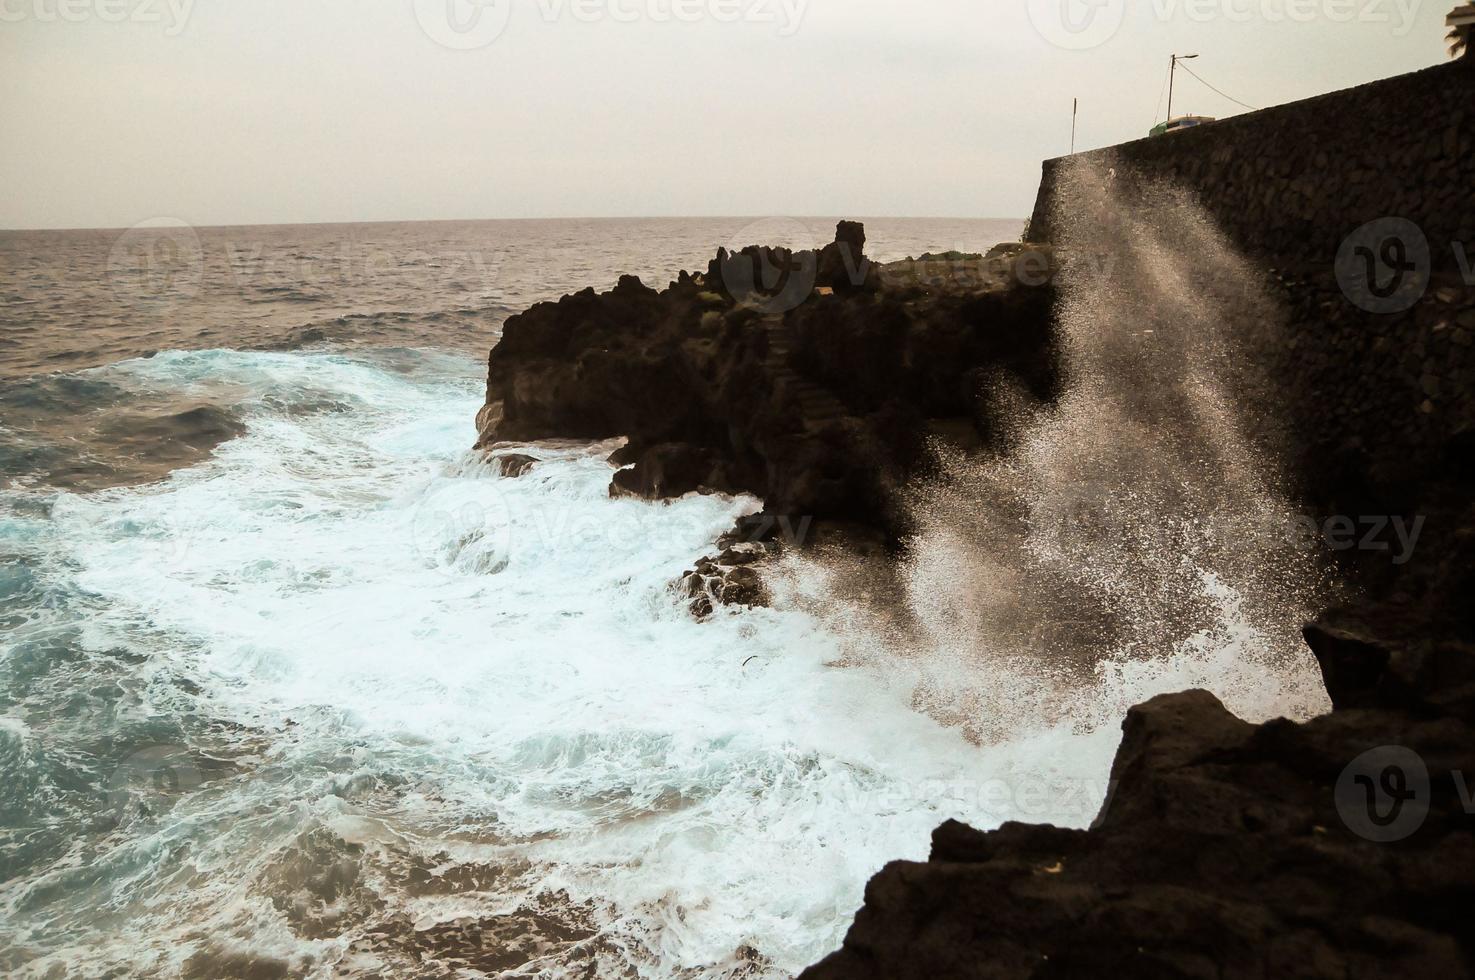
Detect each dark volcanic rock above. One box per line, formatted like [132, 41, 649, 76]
[800, 622, 1475, 980]
[1305, 612, 1475, 719]
[478, 222, 1060, 541]
[678, 548, 775, 619]
[490, 453, 538, 478]
[817, 219, 869, 292]
[609, 442, 728, 499]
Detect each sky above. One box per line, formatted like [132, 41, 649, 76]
[0, 0, 1458, 229]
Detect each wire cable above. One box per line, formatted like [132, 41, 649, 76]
[1176, 62, 1260, 112]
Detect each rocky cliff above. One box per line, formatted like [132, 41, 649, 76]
[478, 225, 1061, 551]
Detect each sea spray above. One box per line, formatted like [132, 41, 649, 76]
[822, 156, 1335, 746]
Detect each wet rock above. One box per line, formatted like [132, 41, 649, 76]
[817, 219, 870, 292]
[1304, 612, 1475, 716]
[677, 547, 775, 619]
[490, 453, 538, 478]
[609, 442, 728, 499]
[802, 669, 1475, 980]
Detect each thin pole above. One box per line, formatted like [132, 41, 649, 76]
[1167, 55, 1176, 120]
[1071, 98, 1078, 154]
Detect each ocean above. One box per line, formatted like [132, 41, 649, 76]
[0, 215, 1328, 978]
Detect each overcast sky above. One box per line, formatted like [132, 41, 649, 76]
[0, 0, 1456, 229]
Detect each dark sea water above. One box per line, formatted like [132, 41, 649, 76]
[0, 214, 1331, 979]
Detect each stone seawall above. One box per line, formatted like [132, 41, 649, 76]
[1030, 60, 1475, 533]
[1028, 60, 1473, 277]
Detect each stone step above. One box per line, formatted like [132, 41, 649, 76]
[763, 316, 850, 421]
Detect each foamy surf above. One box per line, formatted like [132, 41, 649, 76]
[0, 347, 1123, 978]
[1, 341, 1324, 978]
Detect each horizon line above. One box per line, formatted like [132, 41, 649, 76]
[0, 214, 1028, 234]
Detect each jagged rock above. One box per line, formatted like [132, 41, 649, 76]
[817, 219, 870, 292]
[474, 401, 503, 446]
[802, 678, 1475, 980]
[490, 453, 538, 478]
[609, 442, 728, 499]
[478, 221, 1061, 541]
[1304, 613, 1475, 719]
[677, 549, 774, 619]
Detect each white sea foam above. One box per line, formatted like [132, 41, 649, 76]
[4, 347, 1130, 978]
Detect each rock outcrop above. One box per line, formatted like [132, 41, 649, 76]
[478, 222, 1060, 542]
[801, 615, 1475, 979]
